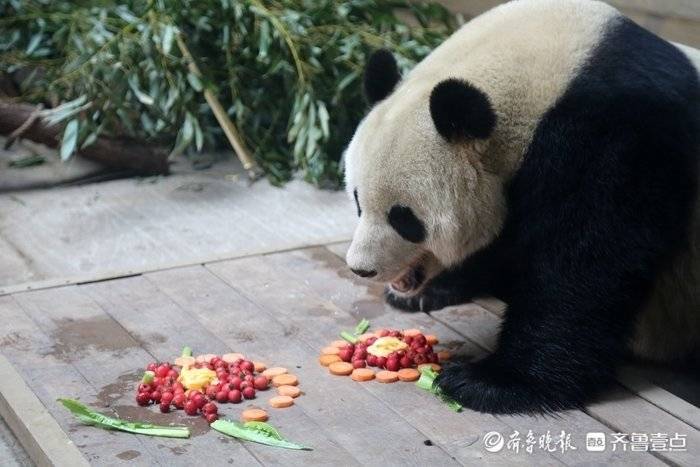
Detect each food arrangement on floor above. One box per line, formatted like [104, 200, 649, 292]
[134, 347, 301, 425]
[59, 320, 461, 451]
[320, 325, 449, 384]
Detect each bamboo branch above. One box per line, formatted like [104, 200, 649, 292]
[176, 33, 262, 181]
[0, 100, 169, 175]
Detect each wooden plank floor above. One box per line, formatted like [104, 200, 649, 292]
[0, 159, 355, 291]
[1, 243, 698, 465]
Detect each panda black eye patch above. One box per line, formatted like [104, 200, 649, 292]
[353, 188, 362, 217]
[388, 205, 425, 243]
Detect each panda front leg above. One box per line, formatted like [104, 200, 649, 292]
[435, 266, 646, 414]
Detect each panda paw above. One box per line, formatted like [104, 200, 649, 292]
[435, 356, 581, 414]
[384, 284, 459, 312]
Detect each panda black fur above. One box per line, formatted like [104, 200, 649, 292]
[344, 0, 700, 414]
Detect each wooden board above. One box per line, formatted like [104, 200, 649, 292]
[0, 164, 355, 290]
[1, 244, 697, 465]
[0, 354, 88, 467]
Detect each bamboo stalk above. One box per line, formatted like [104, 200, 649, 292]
[176, 34, 262, 180]
[0, 100, 168, 175]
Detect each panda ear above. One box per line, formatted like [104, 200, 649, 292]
[429, 78, 496, 142]
[364, 49, 401, 105]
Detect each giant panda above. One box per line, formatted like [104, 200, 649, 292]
[343, 0, 700, 414]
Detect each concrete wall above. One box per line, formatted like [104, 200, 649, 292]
[440, 0, 700, 47]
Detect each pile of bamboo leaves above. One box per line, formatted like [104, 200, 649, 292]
[0, 0, 454, 186]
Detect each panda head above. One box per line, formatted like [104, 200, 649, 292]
[344, 49, 504, 296]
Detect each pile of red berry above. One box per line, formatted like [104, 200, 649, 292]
[134, 356, 271, 424]
[336, 328, 443, 371]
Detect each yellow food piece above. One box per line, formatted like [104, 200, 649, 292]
[178, 366, 217, 391]
[367, 336, 408, 357]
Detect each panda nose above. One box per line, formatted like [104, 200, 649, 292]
[351, 268, 377, 278]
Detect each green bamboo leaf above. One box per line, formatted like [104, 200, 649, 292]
[186, 73, 203, 92]
[25, 33, 41, 55]
[317, 101, 329, 139]
[161, 25, 175, 54]
[128, 77, 154, 106]
[60, 119, 79, 161]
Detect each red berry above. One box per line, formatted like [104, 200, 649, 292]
[227, 390, 242, 403]
[206, 386, 218, 399]
[167, 369, 179, 379]
[241, 361, 255, 373]
[146, 362, 157, 372]
[156, 365, 170, 378]
[240, 381, 251, 390]
[414, 354, 427, 365]
[136, 392, 151, 406]
[202, 402, 218, 415]
[228, 377, 242, 390]
[376, 356, 387, 369]
[191, 393, 205, 409]
[400, 356, 412, 368]
[389, 330, 401, 338]
[173, 394, 186, 409]
[242, 386, 256, 399]
[352, 359, 366, 369]
[244, 374, 254, 383]
[150, 391, 162, 403]
[216, 391, 228, 403]
[386, 357, 400, 372]
[353, 349, 367, 361]
[161, 392, 174, 405]
[184, 400, 198, 416]
[159, 402, 171, 413]
[137, 383, 152, 393]
[403, 335, 413, 345]
[414, 335, 427, 346]
[253, 376, 269, 390]
[366, 355, 378, 367]
[211, 357, 222, 366]
[205, 413, 218, 424]
[153, 376, 163, 387]
[338, 347, 353, 362]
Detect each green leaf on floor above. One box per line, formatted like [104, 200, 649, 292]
[211, 419, 311, 450]
[58, 398, 190, 438]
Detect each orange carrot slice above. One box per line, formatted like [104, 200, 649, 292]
[272, 374, 299, 387]
[277, 385, 301, 398]
[376, 370, 399, 383]
[262, 367, 288, 378]
[397, 368, 420, 382]
[328, 362, 353, 376]
[318, 354, 341, 367]
[350, 368, 375, 382]
[241, 408, 268, 422]
[269, 395, 295, 408]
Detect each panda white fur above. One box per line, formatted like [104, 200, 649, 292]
[343, 0, 700, 413]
